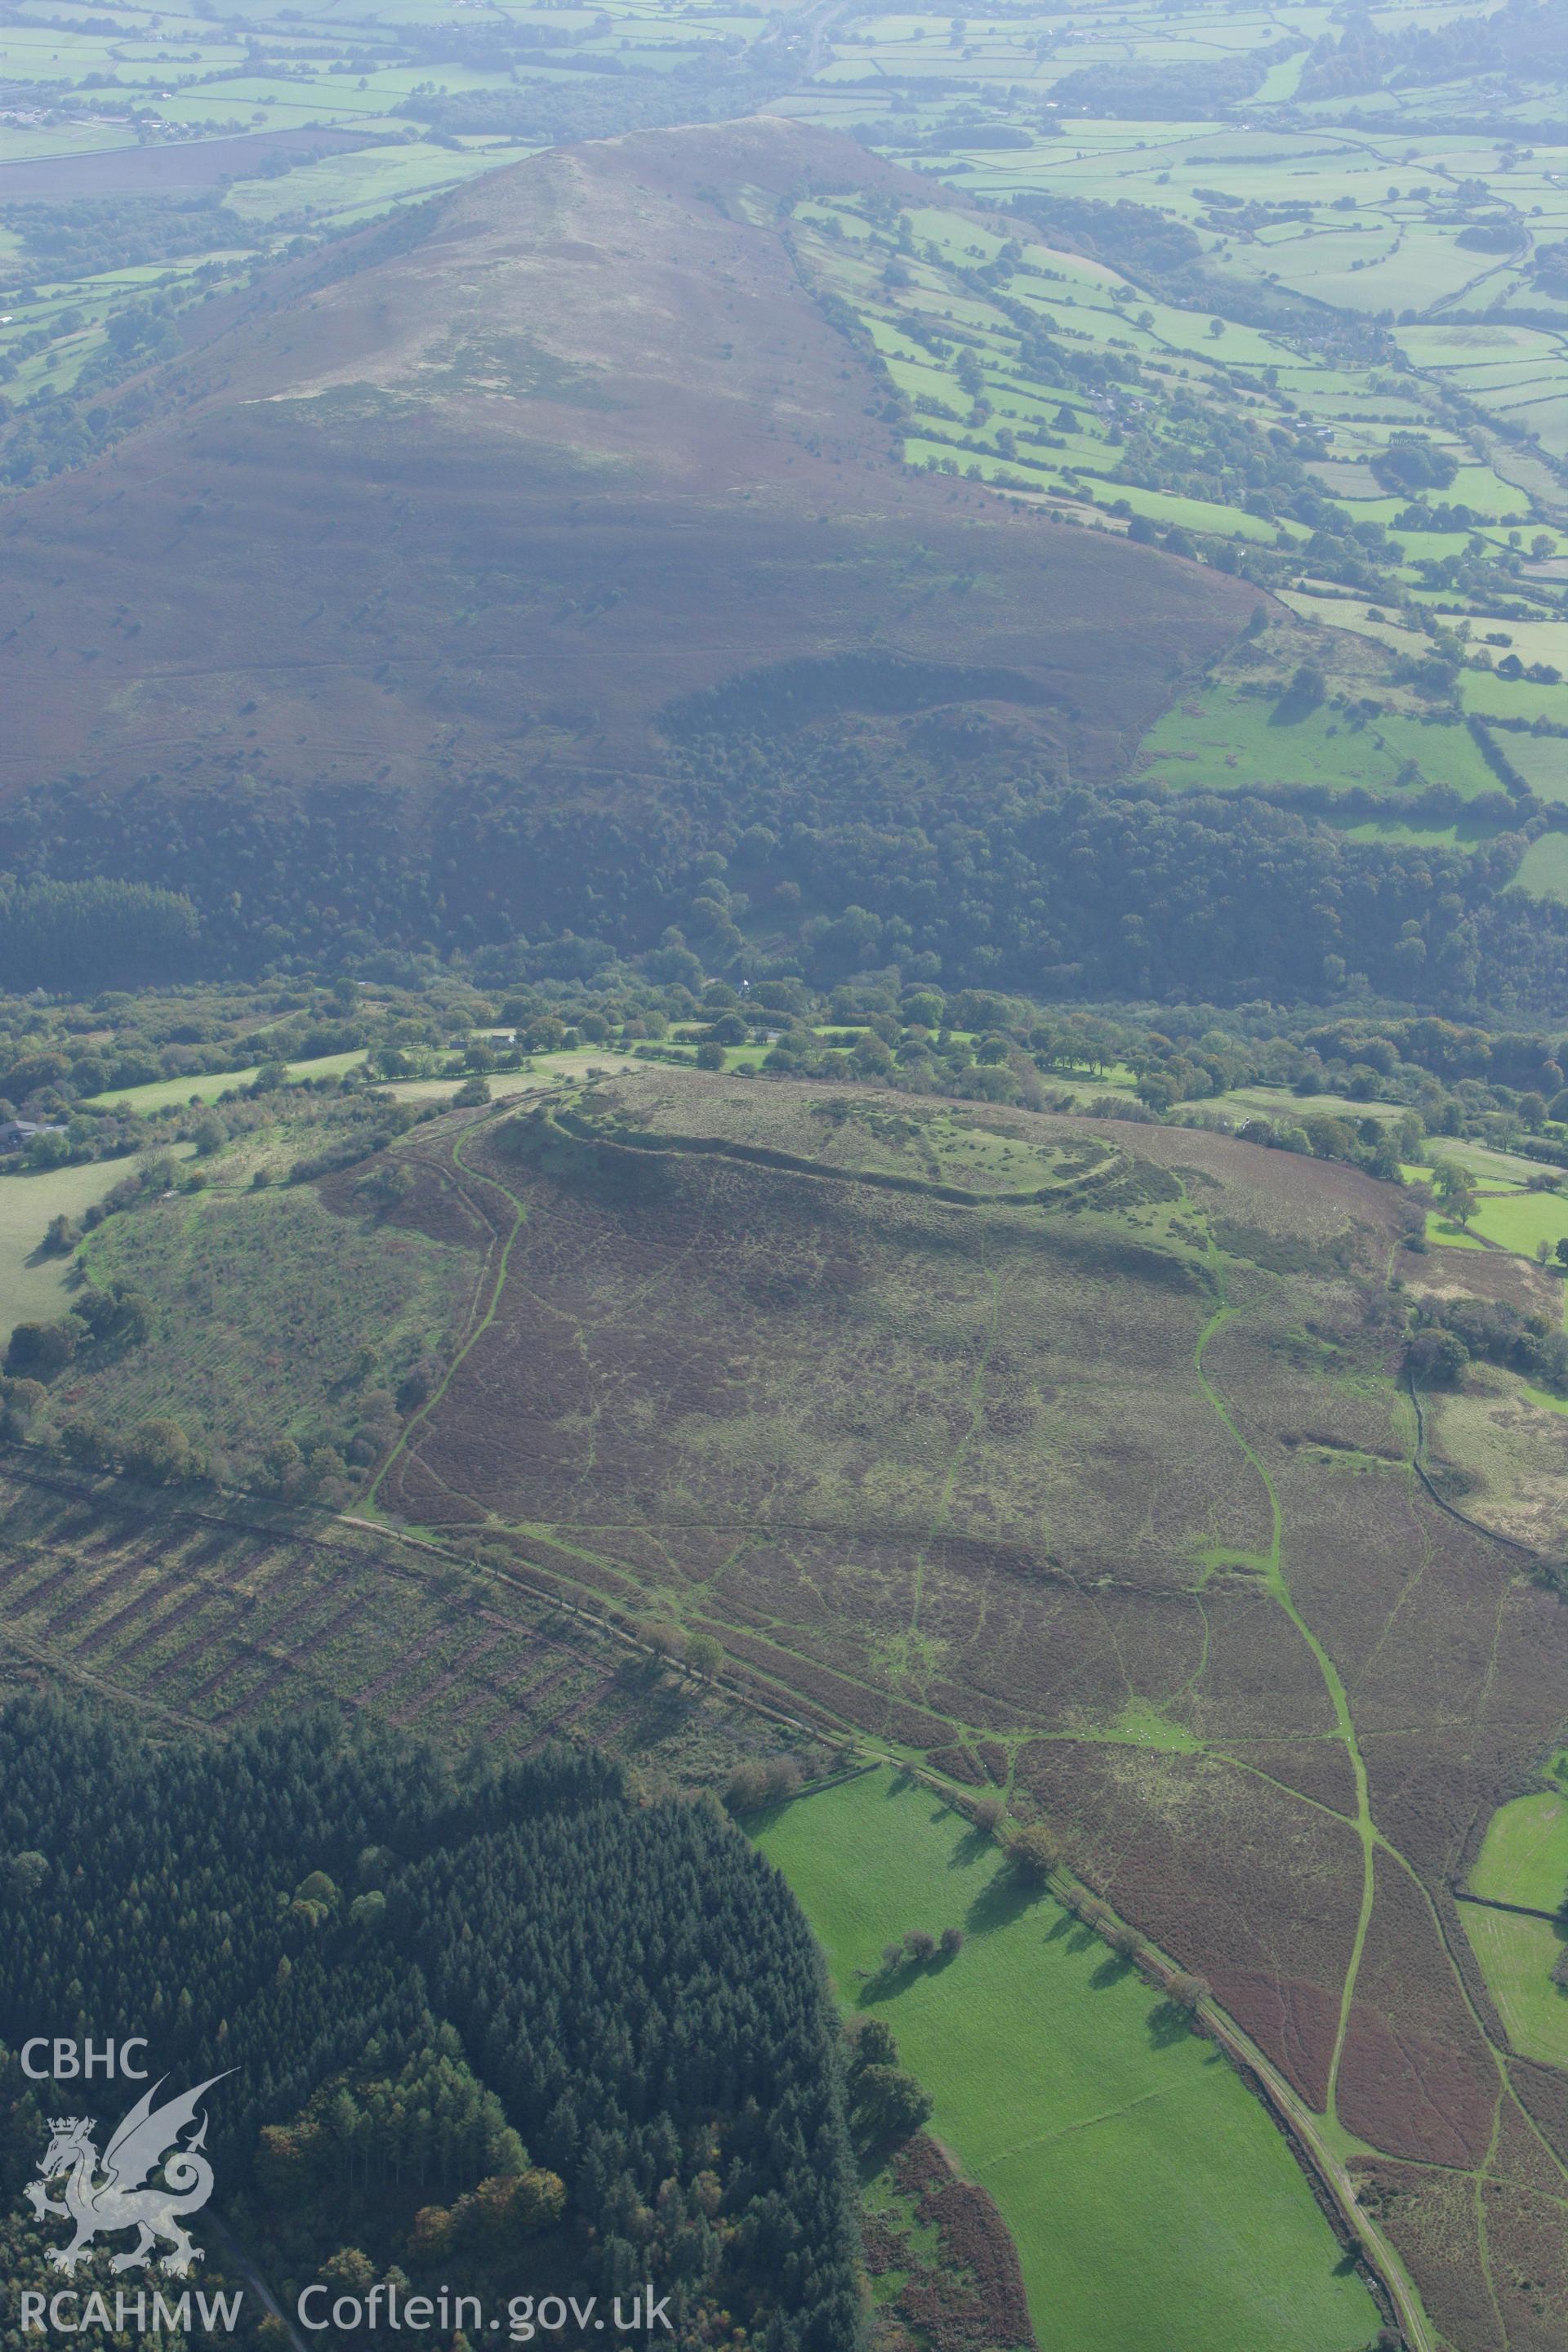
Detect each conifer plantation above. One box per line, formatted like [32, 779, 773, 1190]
[0, 1699, 862, 2349]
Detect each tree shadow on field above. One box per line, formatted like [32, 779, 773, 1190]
[963, 1869, 1045, 1939]
[858, 1953, 924, 2011]
[1267, 678, 1325, 727]
[1089, 1951, 1136, 1993]
[617, 1668, 702, 1742]
[948, 1821, 993, 1869]
[1145, 1997, 1191, 2048]
[1046, 1913, 1098, 1957]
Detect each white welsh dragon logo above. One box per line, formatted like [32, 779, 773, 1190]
[24, 2072, 230, 2277]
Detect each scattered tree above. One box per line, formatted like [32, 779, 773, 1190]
[120, 1416, 198, 1486]
[685, 1632, 723, 1682]
[1007, 1820, 1065, 1884]
[850, 2060, 933, 2144]
[724, 1755, 803, 1815]
[633, 1615, 687, 1666]
[1431, 1160, 1477, 1225]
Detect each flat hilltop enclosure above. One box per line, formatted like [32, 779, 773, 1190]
[0, 118, 1253, 813]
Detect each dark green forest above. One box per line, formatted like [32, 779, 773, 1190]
[5, 734, 1567, 1017]
[0, 1701, 862, 2350]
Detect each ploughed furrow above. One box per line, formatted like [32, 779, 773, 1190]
[389, 1624, 510, 1727]
[352, 1622, 452, 1707]
[218, 1594, 372, 1724]
[45, 1557, 154, 1638]
[74, 1578, 183, 1660]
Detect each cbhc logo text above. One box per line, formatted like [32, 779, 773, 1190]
[20, 2041, 149, 2080]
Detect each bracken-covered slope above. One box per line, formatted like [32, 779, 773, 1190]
[358, 1073, 1566, 2352]
[0, 116, 1253, 813]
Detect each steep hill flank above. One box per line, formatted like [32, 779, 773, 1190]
[0, 118, 1252, 832]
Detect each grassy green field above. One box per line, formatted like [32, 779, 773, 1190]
[1507, 833, 1568, 906]
[755, 1768, 1378, 2352]
[1416, 1138, 1550, 1187]
[1426, 1214, 1489, 1251]
[1460, 672, 1568, 728]
[1461, 1187, 1568, 1258]
[1460, 1906, 1568, 2069]
[1138, 686, 1499, 802]
[1504, 736, 1568, 804]
[82, 1049, 368, 1115]
[0, 1155, 189, 1348]
[1469, 1792, 1568, 1913]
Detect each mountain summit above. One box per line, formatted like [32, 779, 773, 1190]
[0, 118, 1251, 812]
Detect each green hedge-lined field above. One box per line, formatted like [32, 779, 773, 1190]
[756, 1767, 1378, 2352]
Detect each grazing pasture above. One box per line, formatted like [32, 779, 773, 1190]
[1504, 736, 1568, 805]
[1459, 1187, 1568, 1258]
[1470, 1793, 1568, 1914]
[81, 1048, 368, 1114]
[1459, 1907, 1568, 2071]
[1138, 684, 1499, 804]
[756, 1766, 1379, 2352]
